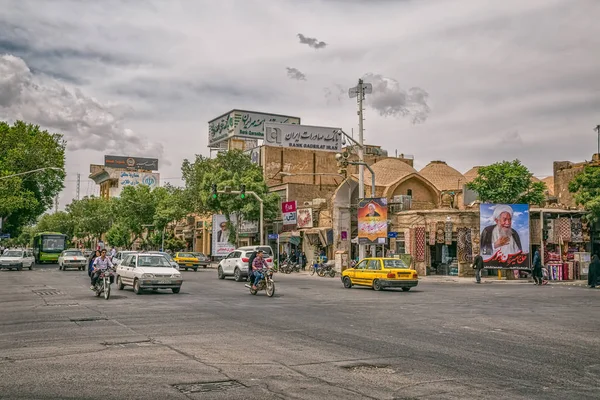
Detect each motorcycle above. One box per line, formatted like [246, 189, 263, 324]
[244, 269, 275, 297]
[93, 268, 114, 300]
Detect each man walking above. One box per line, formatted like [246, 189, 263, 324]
[532, 249, 543, 286]
[589, 254, 599, 289]
[472, 252, 484, 284]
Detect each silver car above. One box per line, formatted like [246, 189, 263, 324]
[0, 249, 35, 271]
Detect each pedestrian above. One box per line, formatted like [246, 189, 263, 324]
[532, 249, 543, 286]
[472, 253, 484, 284]
[300, 251, 307, 271]
[589, 254, 599, 289]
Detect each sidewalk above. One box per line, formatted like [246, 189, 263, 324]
[420, 275, 590, 287]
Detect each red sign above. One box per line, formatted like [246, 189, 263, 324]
[281, 201, 297, 213]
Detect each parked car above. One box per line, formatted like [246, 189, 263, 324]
[58, 249, 87, 271]
[0, 249, 35, 271]
[217, 246, 274, 282]
[174, 252, 202, 271]
[115, 253, 183, 294]
[341, 258, 419, 291]
[191, 252, 210, 268]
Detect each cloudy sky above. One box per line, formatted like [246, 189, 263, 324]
[1, 0, 599, 209]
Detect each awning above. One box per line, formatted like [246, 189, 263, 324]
[278, 231, 300, 243]
[301, 227, 332, 247]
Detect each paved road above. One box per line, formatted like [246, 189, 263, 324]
[1, 265, 599, 400]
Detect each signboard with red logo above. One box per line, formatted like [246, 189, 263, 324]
[282, 201, 297, 228]
[104, 155, 159, 171]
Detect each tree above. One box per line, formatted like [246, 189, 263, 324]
[105, 223, 131, 249]
[35, 211, 75, 238]
[569, 166, 600, 222]
[466, 160, 546, 205]
[67, 196, 113, 247]
[0, 121, 66, 235]
[112, 185, 162, 248]
[181, 150, 279, 244]
[154, 185, 192, 232]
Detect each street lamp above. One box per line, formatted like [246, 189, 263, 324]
[0, 167, 62, 181]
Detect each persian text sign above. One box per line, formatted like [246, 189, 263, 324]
[105, 155, 159, 171]
[264, 123, 342, 152]
[480, 204, 530, 269]
[208, 110, 300, 146]
[357, 198, 388, 244]
[282, 201, 297, 226]
[119, 172, 159, 189]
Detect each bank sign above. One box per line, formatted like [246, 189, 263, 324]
[119, 172, 160, 189]
[264, 123, 342, 152]
[208, 110, 300, 147]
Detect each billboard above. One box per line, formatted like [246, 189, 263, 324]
[297, 208, 314, 229]
[480, 204, 530, 269]
[119, 171, 160, 189]
[212, 215, 235, 257]
[105, 155, 159, 171]
[357, 198, 388, 244]
[282, 201, 297, 228]
[264, 123, 342, 152]
[208, 110, 301, 147]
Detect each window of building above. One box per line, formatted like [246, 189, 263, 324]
[407, 189, 413, 197]
[396, 240, 406, 254]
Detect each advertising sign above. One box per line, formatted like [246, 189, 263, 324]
[479, 204, 530, 269]
[119, 171, 160, 189]
[264, 123, 342, 152]
[208, 110, 300, 146]
[282, 201, 297, 227]
[357, 198, 388, 244]
[105, 155, 159, 171]
[296, 208, 313, 229]
[212, 215, 235, 257]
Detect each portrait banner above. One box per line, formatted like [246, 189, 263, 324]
[212, 215, 235, 257]
[358, 198, 388, 244]
[480, 204, 530, 269]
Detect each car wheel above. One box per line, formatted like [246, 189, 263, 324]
[193, 268, 198, 272]
[234, 268, 243, 282]
[343, 277, 352, 289]
[402, 287, 411, 292]
[203, 265, 207, 269]
[172, 287, 181, 294]
[29, 263, 34, 271]
[372, 279, 383, 291]
[217, 266, 225, 279]
[184, 268, 188, 271]
[17, 264, 23, 271]
[117, 276, 125, 290]
[133, 279, 142, 295]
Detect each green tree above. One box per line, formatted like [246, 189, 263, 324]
[105, 223, 131, 249]
[35, 211, 75, 238]
[112, 185, 162, 248]
[0, 121, 66, 235]
[569, 165, 600, 222]
[154, 185, 192, 233]
[67, 196, 113, 247]
[181, 150, 279, 244]
[466, 160, 546, 204]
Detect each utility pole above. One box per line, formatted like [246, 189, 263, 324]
[54, 195, 59, 213]
[349, 79, 372, 261]
[76, 173, 81, 200]
[595, 125, 600, 156]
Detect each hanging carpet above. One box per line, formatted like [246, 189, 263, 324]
[415, 226, 426, 262]
[445, 221, 453, 245]
[436, 222, 445, 244]
[571, 218, 583, 242]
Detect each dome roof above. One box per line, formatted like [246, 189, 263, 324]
[419, 161, 466, 191]
[353, 158, 417, 187]
[464, 166, 483, 183]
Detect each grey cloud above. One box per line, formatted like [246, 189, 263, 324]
[323, 83, 346, 104]
[362, 73, 431, 124]
[0, 54, 164, 159]
[286, 67, 307, 81]
[297, 33, 327, 49]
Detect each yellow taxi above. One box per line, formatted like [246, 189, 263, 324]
[341, 258, 418, 291]
[173, 252, 201, 271]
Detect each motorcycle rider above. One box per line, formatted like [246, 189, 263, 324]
[90, 249, 114, 290]
[251, 250, 268, 290]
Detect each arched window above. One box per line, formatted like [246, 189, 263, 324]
[407, 189, 413, 197]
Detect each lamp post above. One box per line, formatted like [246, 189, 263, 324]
[0, 167, 62, 180]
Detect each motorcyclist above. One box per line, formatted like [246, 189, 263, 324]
[90, 249, 114, 290]
[251, 250, 268, 290]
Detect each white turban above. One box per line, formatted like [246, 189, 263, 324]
[493, 204, 513, 220]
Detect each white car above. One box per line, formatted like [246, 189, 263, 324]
[116, 253, 183, 295]
[113, 251, 138, 266]
[58, 249, 87, 271]
[217, 246, 274, 282]
[0, 249, 35, 271]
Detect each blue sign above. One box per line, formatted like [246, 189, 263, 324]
[387, 232, 397, 239]
[0, 233, 10, 239]
[268, 234, 279, 240]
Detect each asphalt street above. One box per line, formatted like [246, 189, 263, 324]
[1, 265, 599, 400]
